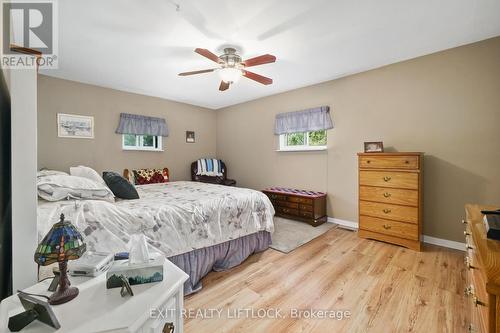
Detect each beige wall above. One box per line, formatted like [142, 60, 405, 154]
[38, 76, 217, 181]
[216, 37, 500, 242]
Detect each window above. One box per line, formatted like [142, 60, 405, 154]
[122, 134, 162, 151]
[278, 130, 327, 151]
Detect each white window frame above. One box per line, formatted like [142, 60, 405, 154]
[122, 134, 163, 151]
[278, 131, 327, 152]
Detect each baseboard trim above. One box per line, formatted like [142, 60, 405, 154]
[327, 217, 465, 251]
[421, 235, 465, 251]
[327, 217, 358, 230]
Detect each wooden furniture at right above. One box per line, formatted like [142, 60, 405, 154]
[464, 204, 500, 333]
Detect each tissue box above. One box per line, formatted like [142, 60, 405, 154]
[106, 256, 164, 289]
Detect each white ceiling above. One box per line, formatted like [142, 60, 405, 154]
[42, 0, 500, 109]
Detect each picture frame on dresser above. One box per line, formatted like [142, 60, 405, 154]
[363, 141, 384, 153]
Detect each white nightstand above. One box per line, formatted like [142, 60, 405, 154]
[0, 259, 188, 333]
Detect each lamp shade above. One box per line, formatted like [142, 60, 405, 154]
[34, 214, 86, 266]
[218, 67, 242, 83]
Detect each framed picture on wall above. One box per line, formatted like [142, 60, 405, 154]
[186, 131, 195, 143]
[57, 113, 94, 139]
[364, 141, 384, 153]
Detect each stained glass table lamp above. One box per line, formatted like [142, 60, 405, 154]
[34, 214, 86, 305]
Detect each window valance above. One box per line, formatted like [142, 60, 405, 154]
[115, 113, 169, 137]
[274, 106, 333, 135]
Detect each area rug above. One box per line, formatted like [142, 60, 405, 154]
[270, 217, 337, 253]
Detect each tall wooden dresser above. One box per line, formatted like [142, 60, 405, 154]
[464, 204, 500, 333]
[358, 152, 423, 251]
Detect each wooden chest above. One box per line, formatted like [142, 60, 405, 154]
[357, 152, 423, 251]
[464, 204, 500, 333]
[262, 187, 327, 226]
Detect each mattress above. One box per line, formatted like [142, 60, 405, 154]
[37, 181, 275, 258]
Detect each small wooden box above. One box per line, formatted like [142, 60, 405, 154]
[262, 187, 327, 226]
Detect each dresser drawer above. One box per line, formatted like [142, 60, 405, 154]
[288, 196, 313, 205]
[299, 211, 313, 219]
[299, 204, 313, 212]
[471, 272, 489, 333]
[276, 206, 299, 216]
[359, 186, 418, 206]
[359, 171, 419, 190]
[359, 155, 419, 169]
[359, 216, 418, 240]
[273, 200, 299, 209]
[360, 201, 418, 224]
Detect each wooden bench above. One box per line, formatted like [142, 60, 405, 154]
[262, 187, 327, 226]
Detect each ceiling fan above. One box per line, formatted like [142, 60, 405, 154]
[178, 47, 276, 91]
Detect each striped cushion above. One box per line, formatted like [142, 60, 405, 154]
[196, 159, 223, 177]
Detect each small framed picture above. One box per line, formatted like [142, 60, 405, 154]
[364, 141, 384, 153]
[186, 131, 195, 143]
[57, 113, 94, 139]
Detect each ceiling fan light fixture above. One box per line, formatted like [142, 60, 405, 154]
[219, 67, 242, 83]
[179, 48, 276, 91]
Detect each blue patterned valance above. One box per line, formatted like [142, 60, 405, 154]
[274, 106, 334, 135]
[115, 113, 169, 137]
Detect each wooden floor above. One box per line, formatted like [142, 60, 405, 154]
[185, 228, 468, 333]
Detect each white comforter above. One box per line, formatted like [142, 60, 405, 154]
[37, 181, 275, 257]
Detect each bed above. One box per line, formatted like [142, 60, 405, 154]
[37, 181, 275, 295]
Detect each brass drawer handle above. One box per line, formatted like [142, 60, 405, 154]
[464, 286, 473, 296]
[463, 231, 471, 236]
[383, 192, 391, 198]
[366, 160, 371, 164]
[468, 323, 477, 332]
[383, 176, 392, 182]
[383, 208, 391, 214]
[464, 256, 477, 270]
[283, 208, 289, 213]
[466, 244, 474, 250]
[473, 296, 486, 307]
[462, 219, 468, 225]
[404, 160, 409, 164]
[383, 224, 391, 230]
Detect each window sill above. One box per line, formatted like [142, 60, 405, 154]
[122, 148, 164, 152]
[276, 146, 327, 152]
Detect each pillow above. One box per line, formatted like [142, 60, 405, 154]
[37, 169, 68, 178]
[70, 166, 106, 185]
[102, 171, 139, 199]
[132, 168, 169, 185]
[37, 174, 115, 202]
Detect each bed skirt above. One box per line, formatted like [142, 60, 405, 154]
[168, 231, 271, 295]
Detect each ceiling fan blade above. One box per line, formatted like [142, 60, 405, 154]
[242, 70, 273, 85]
[219, 81, 230, 91]
[242, 54, 276, 67]
[178, 69, 216, 76]
[195, 48, 220, 63]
